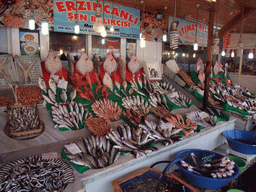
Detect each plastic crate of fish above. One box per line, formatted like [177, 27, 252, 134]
[0, 54, 19, 87]
[14, 55, 42, 85]
[111, 167, 199, 192]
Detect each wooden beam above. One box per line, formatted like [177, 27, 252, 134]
[203, 7, 215, 109]
[218, 7, 254, 40]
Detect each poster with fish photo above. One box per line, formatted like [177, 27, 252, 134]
[19, 30, 40, 55]
[126, 43, 136, 61]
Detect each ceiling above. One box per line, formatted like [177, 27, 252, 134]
[106, 0, 256, 34]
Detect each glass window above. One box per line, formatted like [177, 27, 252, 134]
[0, 26, 8, 54]
[221, 49, 240, 74]
[241, 49, 256, 75]
[92, 36, 120, 62]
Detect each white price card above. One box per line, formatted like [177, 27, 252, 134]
[65, 143, 82, 155]
[50, 74, 59, 83]
[57, 79, 68, 90]
[42, 152, 58, 159]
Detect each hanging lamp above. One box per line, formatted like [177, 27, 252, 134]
[162, 6, 167, 42]
[248, 34, 254, 59]
[193, 4, 199, 51]
[74, 0, 80, 34]
[41, 0, 49, 35]
[110, 3, 114, 32]
[221, 50, 226, 57]
[170, 0, 179, 50]
[237, 0, 245, 48]
[93, 0, 105, 34]
[101, 0, 107, 37]
[231, 50, 235, 58]
[140, 1, 146, 48]
[29, 12, 35, 30]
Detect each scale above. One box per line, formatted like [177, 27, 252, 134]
[214, 142, 256, 162]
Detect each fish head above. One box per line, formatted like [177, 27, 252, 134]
[60, 89, 66, 95]
[80, 51, 89, 60]
[49, 77, 55, 84]
[103, 52, 117, 73]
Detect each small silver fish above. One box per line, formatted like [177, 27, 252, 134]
[49, 77, 57, 94]
[122, 80, 127, 91]
[137, 75, 143, 89]
[38, 76, 47, 93]
[70, 89, 76, 102]
[48, 89, 56, 103]
[42, 95, 55, 105]
[60, 89, 67, 103]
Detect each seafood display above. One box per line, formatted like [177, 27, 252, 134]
[151, 106, 174, 119]
[91, 99, 122, 122]
[122, 108, 146, 126]
[64, 136, 120, 168]
[178, 71, 195, 86]
[166, 91, 193, 108]
[92, 54, 100, 76]
[0, 96, 15, 106]
[149, 92, 170, 110]
[150, 81, 175, 95]
[16, 86, 43, 105]
[194, 58, 205, 72]
[117, 56, 126, 81]
[180, 154, 236, 178]
[7, 105, 42, 137]
[127, 53, 142, 75]
[67, 51, 75, 77]
[45, 49, 63, 75]
[106, 125, 157, 158]
[139, 120, 182, 146]
[122, 95, 151, 116]
[130, 77, 147, 97]
[0, 155, 75, 191]
[85, 116, 112, 136]
[76, 52, 94, 75]
[103, 52, 117, 74]
[52, 102, 91, 130]
[186, 110, 217, 127]
[103, 72, 114, 91]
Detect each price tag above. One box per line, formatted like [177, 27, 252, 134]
[50, 74, 59, 83]
[199, 112, 209, 119]
[42, 152, 58, 159]
[57, 79, 68, 90]
[65, 143, 82, 155]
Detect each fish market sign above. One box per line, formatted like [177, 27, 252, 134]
[169, 16, 208, 47]
[53, 0, 140, 39]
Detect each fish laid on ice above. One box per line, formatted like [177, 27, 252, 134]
[103, 52, 117, 74]
[103, 72, 113, 91]
[67, 51, 75, 77]
[49, 77, 57, 94]
[128, 53, 142, 75]
[76, 52, 94, 76]
[92, 54, 100, 76]
[117, 56, 126, 81]
[45, 49, 63, 75]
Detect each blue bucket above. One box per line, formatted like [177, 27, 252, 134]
[223, 130, 256, 154]
[170, 149, 239, 190]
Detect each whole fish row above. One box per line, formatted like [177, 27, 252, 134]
[166, 91, 192, 108]
[52, 102, 90, 130]
[122, 95, 151, 116]
[181, 154, 236, 178]
[149, 92, 170, 111]
[106, 125, 157, 158]
[130, 76, 147, 97]
[122, 108, 146, 126]
[91, 99, 122, 122]
[8, 106, 40, 132]
[186, 111, 217, 127]
[138, 120, 182, 146]
[150, 81, 175, 95]
[64, 135, 120, 169]
[0, 155, 75, 192]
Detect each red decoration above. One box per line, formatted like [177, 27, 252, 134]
[41, 61, 67, 87]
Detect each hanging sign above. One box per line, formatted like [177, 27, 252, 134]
[53, 0, 140, 39]
[169, 16, 208, 47]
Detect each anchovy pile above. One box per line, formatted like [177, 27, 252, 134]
[114, 81, 132, 98]
[85, 116, 112, 136]
[0, 155, 75, 192]
[65, 136, 120, 169]
[138, 120, 182, 146]
[130, 76, 147, 97]
[181, 154, 236, 178]
[8, 106, 40, 132]
[91, 99, 122, 122]
[122, 108, 146, 126]
[186, 111, 217, 127]
[151, 106, 174, 119]
[166, 91, 192, 108]
[52, 102, 90, 130]
[107, 125, 157, 158]
[149, 93, 170, 111]
[150, 81, 175, 95]
[122, 95, 151, 116]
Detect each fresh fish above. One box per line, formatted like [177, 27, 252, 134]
[128, 53, 141, 75]
[49, 77, 57, 94]
[70, 89, 76, 102]
[117, 56, 126, 81]
[115, 81, 121, 90]
[48, 89, 56, 103]
[60, 89, 67, 103]
[128, 88, 134, 96]
[194, 57, 205, 72]
[213, 60, 223, 75]
[45, 49, 63, 75]
[198, 69, 205, 84]
[142, 73, 147, 87]
[42, 95, 55, 105]
[137, 74, 143, 89]
[114, 90, 122, 98]
[103, 52, 117, 74]
[76, 52, 94, 75]
[103, 72, 113, 91]
[38, 76, 47, 92]
[92, 54, 100, 76]
[122, 80, 127, 91]
[67, 51, 75, 77]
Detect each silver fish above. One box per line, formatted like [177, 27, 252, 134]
[60, 89, 67, 103]
[49, 77, 57, 94]
[70, 89, 76, 102]
[38, 76, 47, 93]
[43, 95, 55, 105]
[122, 80, 127, 91]
[137, 74, 143, 89]
[48, 88, 56, 103]
[67, 51, 75, 77]
[115, 81, 121, 90]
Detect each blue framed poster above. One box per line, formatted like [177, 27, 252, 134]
[20, 30, 40, 55]
[53, 0, 140, 39]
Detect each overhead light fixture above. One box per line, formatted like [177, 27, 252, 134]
[41, 19, 49, 35]
[182, 53, 186, 57]
[248, 50, 254, 59]
[29, 18, 35, 30]
[101, 38, 105, 44]
[74, 0, 79, 34]
[163, 32, 167, 42]
[231, 50, 235, 58]
[93, 0, 105, 34]
[172, 51, 175, 55]
[221, 50, 226, 57]
[110, 3, 114, 32]
[140, 33, 146, 48]
[237, 0, 245, 48]
[59, 49, 63, 55]
[100, 0, 107, 37]
[194, 4, 199, 51]
[170, 0, 179, 50]
[175, 53, 178, 56]
[193, 53, 196, 58]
